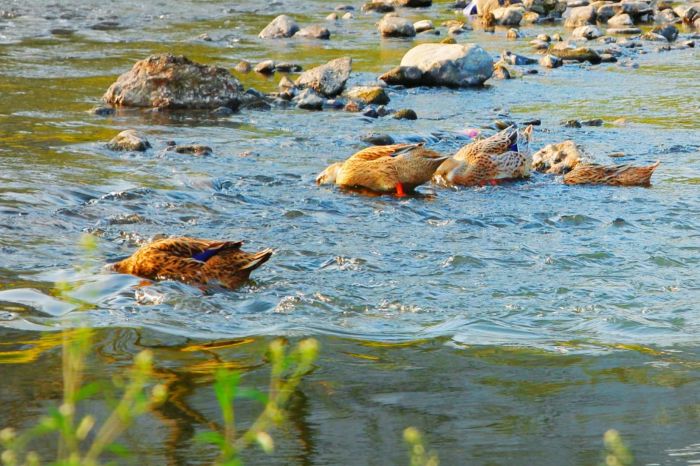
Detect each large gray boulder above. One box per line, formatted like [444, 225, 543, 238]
[571, 24, 603, 39]
[492, 6, 525, 25]
[378, 15, 417, 36]
[259, 15, 300, 38]
[294, 57, 352, 97]
[398, 43, 493, 86]
[103, 54, 242, 109]
[564, 5, 597, 26]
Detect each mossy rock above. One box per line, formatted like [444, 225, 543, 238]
[345, 86, 390, 105]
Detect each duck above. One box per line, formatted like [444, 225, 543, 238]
[433, 125, 533, 187]
[563, 161, 660, 186]
[316, 143, 448, 196]
[110, 237, 273, 289]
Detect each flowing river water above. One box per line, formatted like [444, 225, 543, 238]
[1, 0, 699, 464]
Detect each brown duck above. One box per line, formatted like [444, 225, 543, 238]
[434, 126, 533, 186]
[110, 237, 273, 289]
[316, 143, 448, 196]
[563, 161, 660, 186]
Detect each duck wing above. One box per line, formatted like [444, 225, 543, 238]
[564, 162, 660, 186]
[149, 237, 244, 262]
[349, 143, 424, 161]
[454, 126, 518, 162]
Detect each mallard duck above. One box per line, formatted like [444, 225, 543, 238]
[563, 161, 660, 186]
[316, 143, 448, 196]
[434, 125, 533, 186]
[110, 237, 273, 289]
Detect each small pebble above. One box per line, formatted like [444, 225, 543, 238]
[362, 133, 395, 145]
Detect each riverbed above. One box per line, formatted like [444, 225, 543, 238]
[1, 0, 699, 464]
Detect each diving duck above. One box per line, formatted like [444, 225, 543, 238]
[433, 125, 533, 187]
[110, 237, 273, 289]
[563, 161, 660, 186]
[316, 143, 448, 196]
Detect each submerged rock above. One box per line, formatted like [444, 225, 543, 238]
[361, 133, 395, 145]
[501, 50, 538, 65]
[550, 42, 602, 63]
[378, 15, 417, 37]
[394, 43, 494, 87]
[539, 54, 563, 67]
[345, 86, 390, 105]
[295, 25, 331, 39]
[606, 26, 642, 34]
[393, 108, 418, 120]
[89, 106, 115, 116]
[295, 88, 325, 110]
[532, 140, 592, 174]
[171, 144, 213, 156]
[295, 57, 352, 97]
[103, 54, 242, 109]
[258, 15, 300, 39]
[571, 25, 602, 40]
[107, 130, 151, 152]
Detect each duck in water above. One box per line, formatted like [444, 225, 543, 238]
[110, 237, 273, 290]
[316, 143, 448, 196]
[433, 125, 533, 187]
[563, 161, 660, 186]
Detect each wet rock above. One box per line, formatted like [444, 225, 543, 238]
[344, 101, 362, 112]
[531, 39, 551, 49]
[494, 119, 515, 129]
[582, 118, 604, 126]
[607, 13, 634, 27]
[655, 9, 679, 23]
[378, 15, 417, 37]
[258, 15, 300, 39]
[652, 23, 678, 41]
[172, 144, 213, 156]
[91, 21, 122, 31]
[537, 33, 551, 42]
[295, 57, 352, 97]
[376, 105, 390, 117]
[89, 106, 115, 116]
[448, 25, 467, 35]
[254, 60, 276, 74]
[550, 41, 602, 63]
[234, 60, 251, 73]
[107, 130, 151, 151]
[336, 4, 355, 11]
[346, 86, 390, 105]
[295, 25, 331, 39]
[362, 2, 395, 13]
[656, 0, 673, 10]
[103, 54, 242, 110]
[552, 33, 564, 41]
[596, 4, 622, 22]
[379, 65, 424, 85]
[396, 43, 494, 86]
[599, 53, 617, 62]
[393, 108, 418, 120]
[501, 50, 538, 65]
[621, 1, 653, 18]
[342, 12, 355, 19]
[493, 6, 524, 25]
[326, 12, 339, 20]
[606, 27, 642, 34]
[441, 37, 457, 44]
[641, 32, 668, 41]
[532, 140, 591, 173]
[523, 11, 541, 23]
[363, 107, 379, 118]
[507, 28, 521, 39]
[673, 4, 699, 22]
[361, 133, 395, 145]
[413, 20, 435, 32]
[539, 54, 563, 67]
[562, 119, 582, 127]
[395, 0, 433, 6]
[51, 28, 75, 36]
[571, 25, 602, 39]
[493, 64, 512, 79]
[278, 76, 296, 90]
[294, 88, 325, 110]
[275, 62, 303, 72]
[564, 5, 596, 27]
[523, 118, 542, 125]
[212, 106, 234, 116]
[197, 33, 213, 42]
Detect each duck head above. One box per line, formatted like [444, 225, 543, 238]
[316, 162, 344, 185]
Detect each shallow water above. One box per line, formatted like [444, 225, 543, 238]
[1, 0, 700, 464]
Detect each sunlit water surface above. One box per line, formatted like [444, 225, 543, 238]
[1, 0, 699, 464]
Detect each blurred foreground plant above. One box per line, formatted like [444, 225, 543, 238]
[200, 338, 319, 466]
[0, 329, 166, 466]
[601, 429, 633, 466]
[403, 427, 439, 466]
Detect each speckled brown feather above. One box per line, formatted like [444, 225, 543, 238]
[563, 162, 660, 186]
[329, 143, 447, 193]
[111, 237, 272, 289]
[434, 151, 531, 187]
[454, 126, 518, 163]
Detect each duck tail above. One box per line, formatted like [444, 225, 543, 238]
[240, 248, 274, 272]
